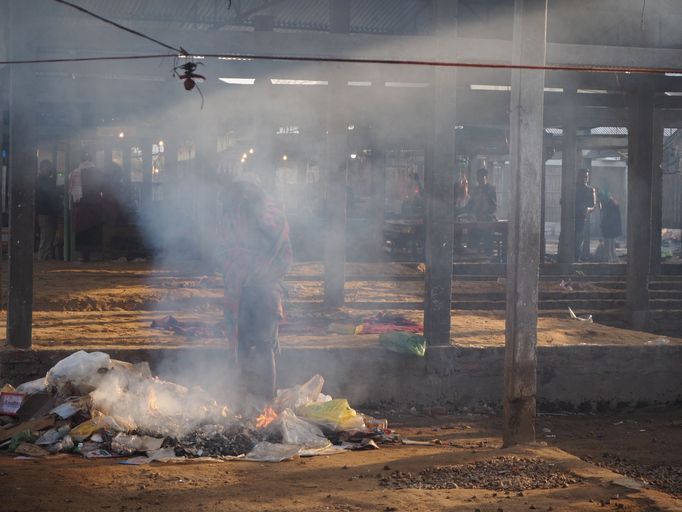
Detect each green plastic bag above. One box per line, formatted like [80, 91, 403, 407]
[379, 332, 427, 357]
[8, 430, 35, 452]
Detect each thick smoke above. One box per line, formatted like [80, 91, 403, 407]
[8, 0, 676, 404]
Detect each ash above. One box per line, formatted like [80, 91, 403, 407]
[171, 424, 264, 457]
[381, 456, 582, 491]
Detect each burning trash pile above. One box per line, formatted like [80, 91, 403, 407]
[0, 351, 396, 464]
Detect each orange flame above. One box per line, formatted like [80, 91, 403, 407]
[256, 407, 278, 429]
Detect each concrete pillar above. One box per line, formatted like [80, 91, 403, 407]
[369, 146, 386, 262]
[540, 158, 547, 263]
[557, 92, 577, 270]
[423, 0, 457, 346]
[7, 1, 35, 349]
[323, 0, 350, 307]
[626, 81, 655, 330]
[503, 0, 547, 447]
[650, 116, 664, 275]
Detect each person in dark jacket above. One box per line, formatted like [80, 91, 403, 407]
[467, 168, 497, 256]
[599, 192, 622, 263]
[36, 160, 60, 260]
[575, 168, 596, 261]
[467, 168, 497, 222]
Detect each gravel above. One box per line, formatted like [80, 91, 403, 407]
[381, 456, 582, 492]
[588, 452, 682, 498]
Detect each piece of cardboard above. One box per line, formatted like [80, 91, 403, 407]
[16, 392, 57, 422]
[15, 442, 50, 457]
[0, 416, 55, 442]
[0, 392, 26, 416]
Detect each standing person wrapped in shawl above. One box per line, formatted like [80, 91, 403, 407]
[219, 179, 292, 405]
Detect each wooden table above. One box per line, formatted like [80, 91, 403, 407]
[383, 219, 508, 260]
[454, 220, 508, 260]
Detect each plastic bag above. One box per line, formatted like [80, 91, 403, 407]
[379, 332, 427, 357]
[46, 351, 112, 394]
[245, 441, 301, 462]
[35, 425, 70, 446]
[111, 433, 164, 455]
[46, 434, 74, 454]
[16, 377, 48, 394]
[70, 415, 125, 442]
[8, 430, 35, 451]
[274, 375, 325, 411]
[269, 409, 330, 449]
[298, 399, 365, 432]
[51, 398, 88, 420]
[568, 307, 593, 323]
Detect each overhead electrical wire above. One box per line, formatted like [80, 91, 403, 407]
[0, 52, 680, 76]
[0, 1, 660, 76]
[51, 0, 187, 55]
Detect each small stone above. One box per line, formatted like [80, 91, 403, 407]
[383, 465, 391, 470]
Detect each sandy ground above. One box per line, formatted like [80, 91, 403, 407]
[0, 407, 680, 512]
[0, 261, 678, 349]
[0, 262, 680, 510]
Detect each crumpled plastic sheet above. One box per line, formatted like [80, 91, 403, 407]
[273, 375, 325, 411]
[269, 409, 331, 449]
[15, 377, 48, 394]
[244, 442, 303, 462]
[47, 351, 112, 395]
[111, 433, 164, 455]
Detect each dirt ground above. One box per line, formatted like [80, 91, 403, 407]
[0, 407, 680, 512]
[0, 261, 677, 349]
[0, 262, 680, 510]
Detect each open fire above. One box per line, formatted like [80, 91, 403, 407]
[255, 407, 278, 429]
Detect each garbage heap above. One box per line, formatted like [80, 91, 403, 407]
[0, 351, 395, 463]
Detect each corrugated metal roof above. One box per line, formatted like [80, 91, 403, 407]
[64, 0, 432, 35]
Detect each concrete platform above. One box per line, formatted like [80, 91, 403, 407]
[2, 344, 680, 410]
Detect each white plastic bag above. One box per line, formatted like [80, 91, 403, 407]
[274, 375, 325, 411]
[245, 442, 301, 462]
[269, 409, 330, 449]
[16, 377, 48, 394]
[46, 351, 112, 394]
[111, 433, 165, 455]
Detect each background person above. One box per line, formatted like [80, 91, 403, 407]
[35, 159, 60, 260]
[599, 191, 622, 263]
[467, 168, 497, 256]
[219, 178, 292, 407]
[575, 168, 596, 261]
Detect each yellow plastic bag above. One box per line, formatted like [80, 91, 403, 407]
[70, 415, 127, 442]
[298, 399, 365, 432]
